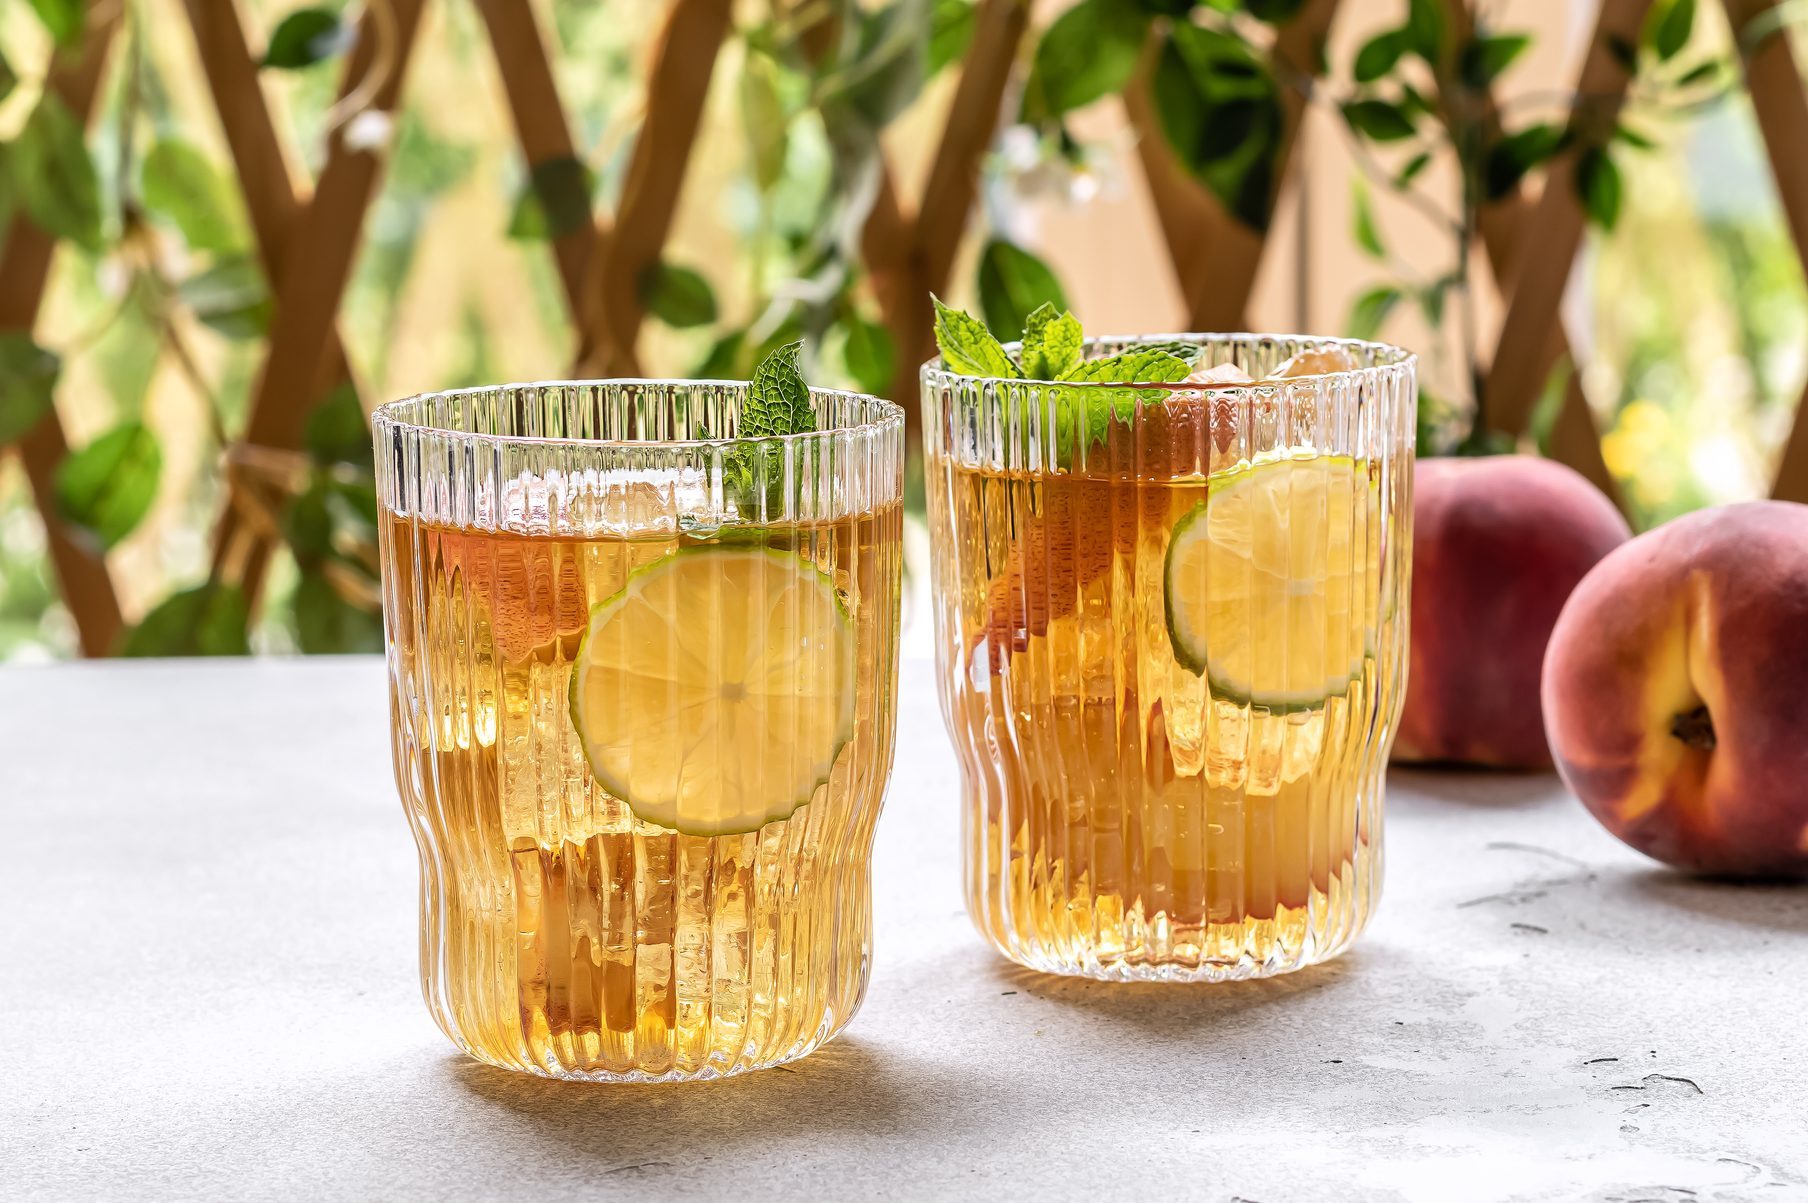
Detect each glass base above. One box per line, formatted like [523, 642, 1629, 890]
[967, 856, 1382, 984]
[447, 1009, 856, 1083]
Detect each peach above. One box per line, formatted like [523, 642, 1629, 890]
[1394, 456, 1630, 768]
[1542, 501, 1808, 878]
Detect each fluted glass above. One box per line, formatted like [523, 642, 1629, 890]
[375, 380, 904, 1079]
[922, 336, 1415, 980]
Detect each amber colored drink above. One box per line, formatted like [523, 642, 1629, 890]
[923, 336, 1415, 980]
[376, 381, 903, 1079]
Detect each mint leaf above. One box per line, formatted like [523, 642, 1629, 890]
[744, 339, 812, 437]
[1020, 303, 1082, 380]
[932, 296, 1020, 378]
[1137, 340, 1203, 366]
[1057, 348, 1191, 384]
[727, 340, 814, 517]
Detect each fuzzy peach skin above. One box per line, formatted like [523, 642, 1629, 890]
[1542, 501, 1808, 878]
[1394, 456, 1631, 768]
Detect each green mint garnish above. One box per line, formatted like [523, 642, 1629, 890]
[1020, 302, 1082, 380]
[742, 339, 813, 438]
[1056, 348, 1191, 384]
[726, 340, 815, 517]
[929, 298, 1193, 462]
[932, 296, 1021, 378]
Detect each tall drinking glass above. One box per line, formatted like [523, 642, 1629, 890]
[922, 336, 1415, 981]
[375, 381, 904, 1080]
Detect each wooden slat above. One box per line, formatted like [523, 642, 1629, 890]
[224, 0, 430, 605]
[0, 7, 124, 656]
[877, 0, 1030, 426]
[472, 0, 605, 328]
[574, 0, 733, 376]
[1444, 0, 1620, 506]
[1483, 0, 1650, 441]
[182, 0, 368, 578]
[1721, 0, 1808, 500]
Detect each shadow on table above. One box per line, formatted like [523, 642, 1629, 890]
[1389, 766, 1560, 810]
[1613, 868, 1808, 935]
[446, 1035, 968, 1166]
[979, 946, 1368, 1038]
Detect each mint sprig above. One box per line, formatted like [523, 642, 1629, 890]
[1021, 302, 1082, 379]
[726, 340, 814, 517]
[930, 298, 1194, 459]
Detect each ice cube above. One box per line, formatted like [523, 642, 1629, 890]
[1269, 346, 1361, 379]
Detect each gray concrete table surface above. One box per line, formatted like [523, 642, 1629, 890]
[2, 657, 1804, 1203]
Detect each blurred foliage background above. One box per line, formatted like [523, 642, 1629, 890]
[0, 0, 1804, 661]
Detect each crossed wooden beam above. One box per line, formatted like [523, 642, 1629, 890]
[8, 0, 1808, 658]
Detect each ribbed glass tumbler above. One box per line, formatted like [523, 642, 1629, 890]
[922, 336, 1415, 981]
[375, 381, 904, 1080]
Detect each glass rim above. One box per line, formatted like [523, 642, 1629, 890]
[371, 377, 905, 450]
[919, 332, 1418, 390]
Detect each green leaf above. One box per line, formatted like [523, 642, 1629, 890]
[827, 1, 928, 131]
[1136, 340, 1202, 365]
[976, 240, 1067, 344]
[932, 296, 1021, 378]
[1057, 348, 1190, 384]
[1606, 34, 1639, 72]
[140, 138, 246, 253]
[1347, 285, 1402, 339]
[13, 93, 102, 250]
[120, 583, 251, 657]
[0, 333, 60, 446]
[1396, 150, 1433, 187]
[506, 155, 592, 241]
[1615, 122, 1658, 150]
[179, 256, 272, 339]
[263, 8, 352, 69]
[294, 569, 382, 654]
[1676, 59, 1721, 87]
[695, 329, 747, 379]
[304, 382, 371, 467]
[1019, 303, 1083, 380]
[1460, 32, 1531, 87]
[842, 315, 895, 397]
[1352, 179, 1385, 260]
[1021, 0, 1148, 120]
[1483, 122, 1564, 200]
[27, 0, 83, 48]
[1417, 275, 1453, 327]
[0, 47, 19, 103]
[743, 340, 814, 438]
[55, 421, 161, 549]
[1354, 31, 1405, 84]
[741, 52, 790, 192]
[1405, 0, 1447, 62]
[1246, 0, 1307, 20]
[1644, 0, 1696, 61]
[930, 0, 978, 75]
[1342, 99, 1417, 141]
[1152, 24, 1284, 231]
[1576, 146, 1622, 229]
[286, 479, 335, 561]
[639, 262, 717, 329]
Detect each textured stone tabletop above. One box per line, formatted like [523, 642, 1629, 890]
[3, 658, 1805, 1202]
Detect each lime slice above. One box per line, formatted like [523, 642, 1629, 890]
[568, 547, 855, 836]
[1164, 454, 1371, 711]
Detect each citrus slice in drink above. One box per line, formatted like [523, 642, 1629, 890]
[1164, 453, 1371, 711]
[568, 547, 855, 836]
